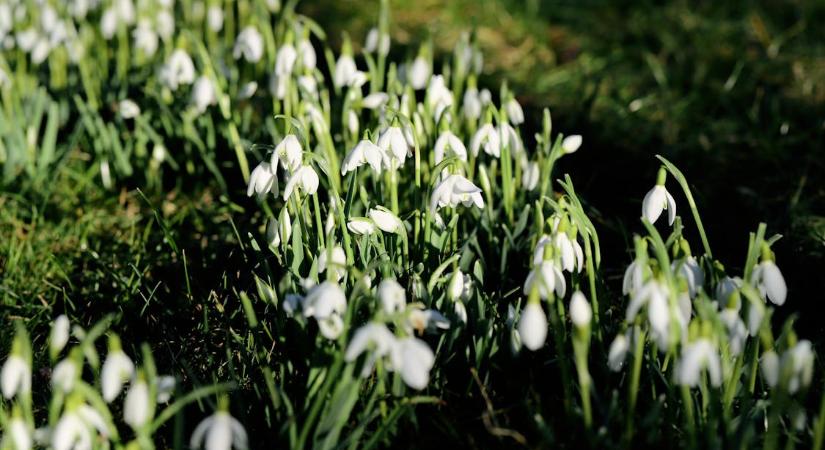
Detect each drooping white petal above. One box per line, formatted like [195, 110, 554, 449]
[608, 334, 629, 372]
[1, 356, 30, 399]
[124, 380, 150, 429]
[569, 291, 592, 328]
[101, 351, 134, 402]
[518, 303, 547, 351]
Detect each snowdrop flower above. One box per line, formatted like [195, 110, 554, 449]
[642, 179, 676, 225]
[303, 281, 347, 339]
[715, 276, 742, 308]
[625, 280, 672, 348]
[408, 55, 430, 90]
[345, 323, 397, 376]
[426, 75, 454, 118]
[282, 166, 319, 201]
[275, 43, 297, 75]
[50, 315, 71, 359]
[297, 39, 316, 70]
[156, 11, 175, 41]
[362, 92, 389, 110]
[499, 123, 522, 154]
[447, 270, 464, 302]
[369, 207, 404, 234]
[364, 27, 389, 56]
[52, 358, 79, 392]
[273, 134, 303, 172]
[470, 123, 500, 157]
[554, 232, 584, 273]
[561, 135, 582, 154]
[156, 375, 176, 403]
[190, 411, 248, 450]
[784, 340, 814, 393]
[347, 217, 376, 235]
[346, 110, 359, 137]
[505, 98, 524, 125]
[429, 174, 485, 227]
[672, 256, 704, 298]
[119, 99, 140, 119]
[434, 131, 467, 164]
[522, 160, 539, 191]
[101, 346, 134, 402]
[267, 214, 291, 248]
[52, 405, 110, 450]
[246, 162, 278, 197]
[570, 291, 592, 328]
[751, 260, 787, 306]
[462, 87, 482, 121]
[761, 350, 780, 387]
[523, 261, 566, 300]
[1, 355, 30, 399]
[608, 334, 629, 371]
[4, 416, 31, 450]
[133, 20, 158, 56]
[377, 126, 408, 168]
[390, 337, 435, 390]
[115, 0, 136, 26]
[675, 339, 722, 387]
[159, 49, 196, 90]
[239, 81, 258, 99]
[622, 260, 649, 295]
[378, 279, 406, 314]
[317, 247, 347, 282]
[100, 9, 119, 39]
[207, 5, 224, 32]
[191, 75, 217, 114]
[123, 378, 150, 429]
[341, 139, 383, 175]
[518, 302, 547, 351]
[334, 54, 358, 88]
[720, 309, 748, 356]
[405, 308, 450, 334]
[233, 26, 263, 63]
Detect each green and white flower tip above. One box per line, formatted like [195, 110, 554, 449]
[368, 207, 404, 234]
[348, 217, 377, 235]
[190, 409, 248, 450]
[561, 135, 582, 154]
[1, 338, 31, 399]
[642, 168, 676, 226]
[409, 48, 432, 90]
[101, 335, 135, 402]
[50, 314, 71, 359]
[675, 339, 722, 388]
[52, 355, 80, 393]
[266, 212, 293, 248]
[751, 250, 787, 306]
[233, 26, 263, 63]
[123, 375, 150, 430]
[4, 414, 31, 450]
[378, 279, 407, 315]
[448, 270, 465, 302]
[518, 302, 548, 351]
[364, 27, 390, 56]
[570, 291, 592, 329]
[53, 400, 110, 450]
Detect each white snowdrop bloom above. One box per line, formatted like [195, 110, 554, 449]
[462, 87, 482, 121]
[190, 411, 248, 450]
[570, 291, 592, 328]
[377, 126, 408, 168]
[425, 75, 454, 118]
[265, 0, 281, 12]
[408, 56, 430, 90]
[346, 110, 360, 137]
[453, 301, 468, 324]
[269, 72, 289, 99]
[267, 213, 292, 247]
[52, 316, 71, 357]
[506, 98, 524, 125]
[345, 323, 397, 376]
[561, 135, 583, 154]
[347, 217, 376, 235]
[625, 280, 670, 336]
[30, 38, 51, 65]
[334, 54, 358, 88]
[522, 160, 539, 191]
[52, 358, 78, 392]
[246, 162, 278, 197]
[273, 134, 303, 172]
[675, 339, 722, 388]
[747, 300, 765, 337]
[297, 39, 316, 70]
[672, 256, 704, 298]
[390, 337, 435, 390]
[715, 276, 741, 308]
[275, 43, 297, 75]
[159, 49, 196, 90]
[302, 281, 346, 318]
[429, 174, 485, 226]
[233, 26, 263, 63]
[100, 9, 118, 39]
[447, 270, 464, 302]
[207, 5, 224, 32]
[642, 184, 676, 226]
[282, 166, 319, 200]
[317, 247, 347, 282]
[784, 340, 814, 393]
[5, 417, 31, 450]
[16, 29, 38, 52]
[238, 81, 258, 99]
[341, 139, 383, 175]
[0, 5, 10, 38]
[378, 279, 406, 314]
[124, 379, 150, 429]
[523, 261, 566, 300]
[297, 75, 317, 96]
[622, 260, 649, 295]
[133, 20, 158, 56]
[53, 405, 110, 450]
[499, 123, 522, 154]
[115, 0, 136, 25]
[369, 208, 404, 234]
[608, 334, 629, 372]
[156, 375, 176, 403]
[751, 260, 787, 306]
[405, 308, 450, 334]
[518, 302, 547, 351]
[364, 27, 389, 55]
[554, 232, 583, 273]
[720, 309, 748, 356]
[362, 92, 389, 110]
[761, 350, 780, 387]
[1, 355, 30, 399]
[470, 123, 501, 158]
[647, 289, 671, 349]
[191, 75, 217, 114]
[434, 131, 467, 164]
[101, 350, 134, 402]
[156, 11, 175, 41]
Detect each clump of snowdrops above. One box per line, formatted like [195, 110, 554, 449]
[2, 0, 825, 448]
